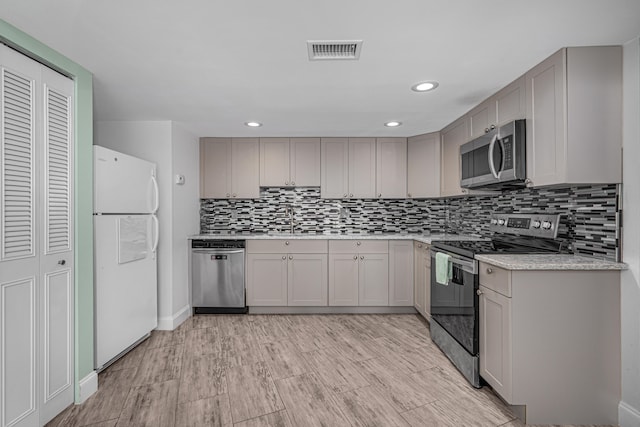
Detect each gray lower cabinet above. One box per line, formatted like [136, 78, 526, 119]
[389, 241, 414, 306]
[413, 242, 430, 319]
[246, 254, 288, 306]
[287, 254, 328, 306]
[478, 261, 621, 425]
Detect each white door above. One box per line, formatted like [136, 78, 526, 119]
[0, 44, 74, 427]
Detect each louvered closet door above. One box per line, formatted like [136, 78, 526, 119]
[0, 44, 41, 427]
[39, 66, 74, 425]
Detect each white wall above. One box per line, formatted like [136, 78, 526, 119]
[94, 121, 198, 330]
[620, 37, 640, 427]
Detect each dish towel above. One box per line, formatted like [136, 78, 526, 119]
[435, 252, 452, 286]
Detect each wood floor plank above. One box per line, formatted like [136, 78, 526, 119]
[217, 314, 254, 336]
[191, 314, 219, 330]
[226, 361, 284, 422]
[260, 339, 310, 380]
[220, 334, 263, 368]
[183, 327, 221, 356]
[251, 315, 291, 344]
[133, 345, 183, 386]
[48, 368, 137, 427]
[274, 372, 351, 427]
[175, 395, 233, 427]
[115, 379, 178, 427]
[107, 338, 150, 372]
[83, 420, 118, 427]
[335, 385, 411, 427]
[146, 328, 185, 349]
[178, 353, 227, 403]
[304, 347, 370, 394]
[400, 402, 462, 427]
[233, 410, 293, 427]
[369, 337, 441, 374]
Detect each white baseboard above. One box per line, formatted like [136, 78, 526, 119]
[620, 401, 640, 427]
[156, 304, 191, 330]
[76, 371, 98, 404]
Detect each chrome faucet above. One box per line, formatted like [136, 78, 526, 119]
[284, 205, 296, 233]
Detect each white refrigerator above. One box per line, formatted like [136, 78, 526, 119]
[94, 145, 159, 370]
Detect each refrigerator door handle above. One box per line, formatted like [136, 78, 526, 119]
[151, 214, 160, 253]
[150, 174, 159, 214]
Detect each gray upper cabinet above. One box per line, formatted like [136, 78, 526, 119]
[260, 137, 320, 187]
[348, 138, 377, 198]
[407, 132, 440, 198]
[525, 47, 622, 187]
[201, 137, 260, 198]
[468, 98, 496, 141]
[376, 138, 407, 199]
[440, 116, 469, 197]
[321, 137, 376, 199]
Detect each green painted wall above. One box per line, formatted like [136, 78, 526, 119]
[0, 19, 94, 401]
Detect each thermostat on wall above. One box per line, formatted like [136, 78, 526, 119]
[175, 174, 185, 185]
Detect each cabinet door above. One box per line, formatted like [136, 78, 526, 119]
[358, 253, 389, 306]
[414, 244, 425, 315]
[200, 138, 232, 198]
[260, 138, 290, 187]
[440, 117, 468, 197]
[389, 241, 413, 306]
[231, 138, 260, 198]
[246, 254, 288, 306]
[290, 138, 320, 186]
[479, 285, 512, 402]
[525, 49, 566, 187]
[407, 133, 440, 198]
[288, 254, 328, 306]
[468, 98, 497, 140]
[423, 253, 431, 319]
[320, 138, 349, 198]
[328, 253, 359, 306]
[495, 75, 526, 126]
[376, 138, 407, 199]
[348, 138, 376, 198]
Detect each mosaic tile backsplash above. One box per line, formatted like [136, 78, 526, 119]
[200, 184, 621, 261]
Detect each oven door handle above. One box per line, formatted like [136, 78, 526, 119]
[488, 133, 500, 179]
[432, 251, 477, 274]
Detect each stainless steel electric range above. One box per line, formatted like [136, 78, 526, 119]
[429, 213, 569, 388]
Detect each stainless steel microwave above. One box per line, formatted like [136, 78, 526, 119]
[460, 119, 526, 190]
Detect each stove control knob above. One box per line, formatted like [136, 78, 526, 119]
[542, 221, 552, 230]
[498, 219, 505, 226]
[490, 219, 498, 225]
[532, 220, 541, 229]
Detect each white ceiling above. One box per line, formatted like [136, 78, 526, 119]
[2, 0, 640, 137]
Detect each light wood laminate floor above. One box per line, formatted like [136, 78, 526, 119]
[48, 314, 612, 427]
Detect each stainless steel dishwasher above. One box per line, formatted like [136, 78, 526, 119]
[191, 240, 247, 314]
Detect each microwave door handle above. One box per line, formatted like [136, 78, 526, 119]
[488, 134, 500, 179]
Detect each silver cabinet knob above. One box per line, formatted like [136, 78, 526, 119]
[285, 181, 289, 185]
[525, 178, 533, 186]
[282, 255, 286, 260]
[291, 181, 295, 185]
[378, 193, 382, 198]
[486, 268, 493, 274]
[226, 193, 230, 197]
[289, 255, 293, 260]
[418, 244, 422, 248]
[485, 128, 489, 133]
[476, 289, 483, 296]
[360, 256, 364, 260]
[343, 193, 348, 198]
[285, 241, 290, 245]
[232, 193, 237, 198]
[58, 259, 66, 266]
[349, 193, 353, 197]
[408, 193, 412, 198]
[461, 189, 468, 194]
[356, 241, 361, 246]
[353, 255, 358, 260]
[490, 124, 496, 130]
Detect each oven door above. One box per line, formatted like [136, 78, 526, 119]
[430, 250, 479, 355]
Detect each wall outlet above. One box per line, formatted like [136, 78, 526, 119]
[175, 174, 185, 185]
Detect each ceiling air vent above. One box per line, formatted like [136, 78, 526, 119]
[307, 40, 363, 61]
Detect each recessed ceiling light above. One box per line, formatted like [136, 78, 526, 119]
[411, 81, 439, 92]
[384, 121, 402, 127]
[245, 121, 262, 127]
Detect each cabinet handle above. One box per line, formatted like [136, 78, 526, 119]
[226, 193, 230, 197]
[349, 193, 353, 197]
[289, 255, 293, 260]
[282, 255, 286, 260]
[461, 189, 468, 194]
[378, 193, 382, 198]
[490, 124, 496, 130]
[525, 178, 533, 186]
[285, 241, 290, 245]
[353, 255, 358, 260]
[360, 256, 364, 260]
[418, 244, 422, 248]
[232, 193, 237, 198]
[343, 193, 348, 198]
[486, 267, 493, 274]
[408, 193, 412, 198]
[356, 241, 361, 246]
[58, 259, 66, 266]
[485, 128, 489, 133]
[285, 181, 289, 185]
[476, 289, 483, 296]
[291, 181, 295, 185]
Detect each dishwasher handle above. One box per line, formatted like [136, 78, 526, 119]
[192, 249, 245, 255]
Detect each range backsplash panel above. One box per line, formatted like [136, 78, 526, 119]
[200, 184, 620, 261]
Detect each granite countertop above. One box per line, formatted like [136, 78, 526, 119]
[475, 254, 627, 271]
[189, 233, 486, 245]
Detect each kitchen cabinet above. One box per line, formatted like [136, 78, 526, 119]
[468, 76, 526, 141]
[407, 132, 440, 198]
[477, 261, 621, 424]
[413, 242, 431, 319]
[389, 241, 414, 306]
[376, 138, 407, 198]
[246, 240, 328, 306]
[321, 138, 376, 199]
[328, 240, 388, 306]
[524, 46, 622, 187]
[260, 137, 320, 187]
[440, 116, 468, 197]
[200, 137, 260, 198]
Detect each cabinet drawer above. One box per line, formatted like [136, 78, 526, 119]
[329, 240, 388, 254]
[479, 262, 511, 297]
[247, 239, 327, 254]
